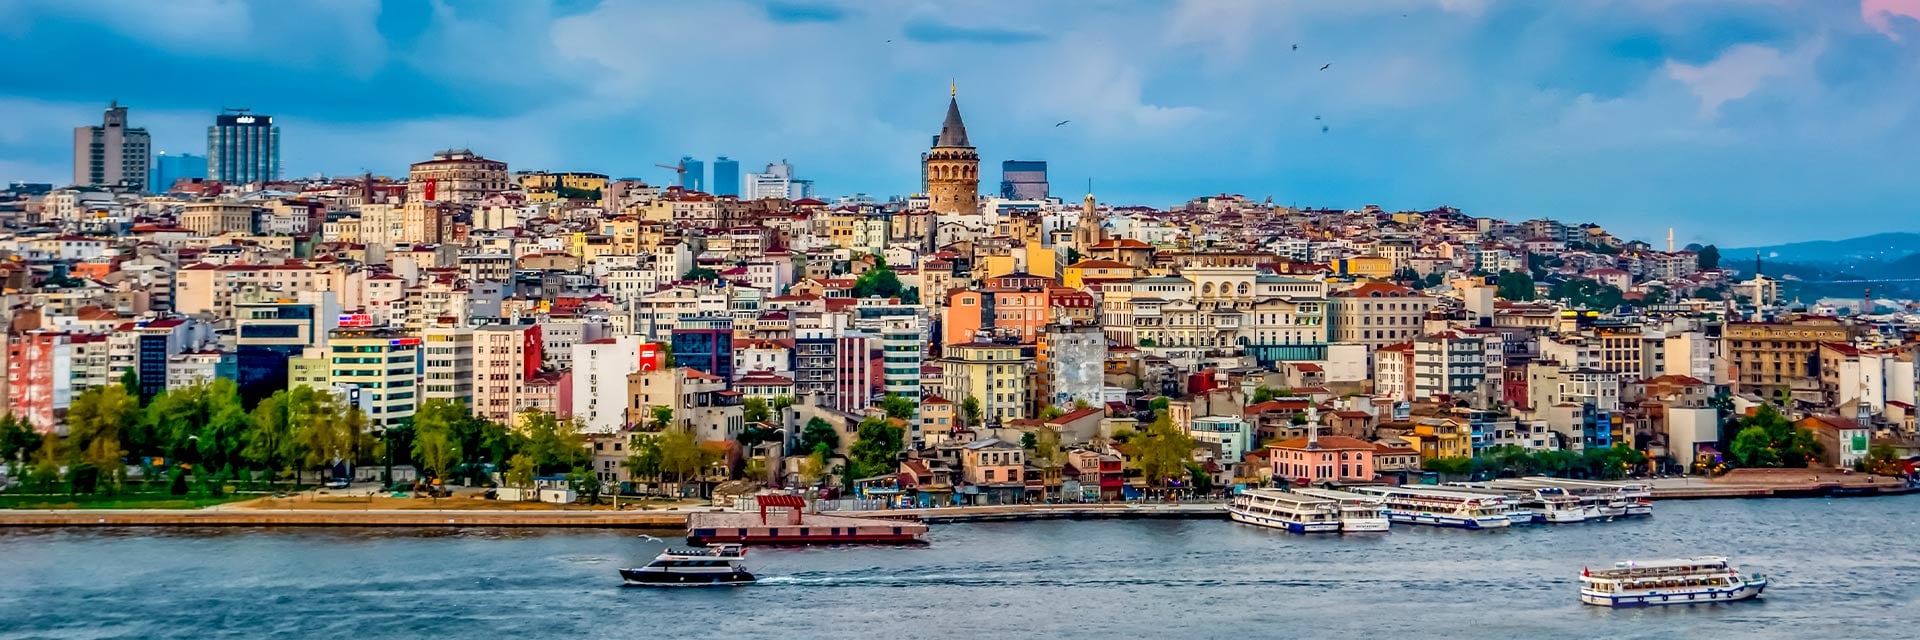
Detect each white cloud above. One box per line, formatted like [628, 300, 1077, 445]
[1664, 39, 1822, 118]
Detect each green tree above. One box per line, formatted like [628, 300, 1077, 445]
[1726, 406, 1822, 469]
[657, 429, 706, 483]
[0, 413, 42, 466]
[1495, 270, 1536, 301]
[961, 396, 984, 428]
[119, 370, 140, 398]
[504, 453, 537, 489]
[1422, 457, 1473, 476]
[1124, 411, 1196, 487]
[1020, 431, 1039, 450]
[770, 395, 795, 413]
[1037, 405, 1066, 420]
[650, 406, 675, 431]
[798, 417, 840, 454]
[1865, 443, 1904, 476]
[1643, 286, 1671, 306]
[683, 267, 721, 282]
[1148, 397, 1171, 414]
[520, 409, 589, 474]
[623, 434, 665, 485]
[852, 258, 905, 299]
[799, 448, 829, 486]
[742, 397, 771, 424]
[411, 403, 463, 479]
[880, 394, 917, 421]
[65, 385, 141, 492]
[847, 417, 904, 480]
[1697, 244, 1720, 270]
[1029, 426, 1063, 468]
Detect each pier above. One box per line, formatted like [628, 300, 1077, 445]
[0, 508, 688, 529]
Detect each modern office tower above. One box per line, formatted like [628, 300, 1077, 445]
[206, 109, 280, 184]
[150, 151, 205, 193]
[679, 156, 705, 192]
[999, 160, 1049, 200]
[72, 101, 151, 190]
[712, 156, 740, 196]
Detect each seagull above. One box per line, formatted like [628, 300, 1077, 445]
[1313, 115, 1321, 121]
[1321, 125, 1330, 133]
[1054, 120, 1071, 127]
[1320, 63, 1331, 71]
[636, 534, 663, 542]
[1291, 44, 1299, 51]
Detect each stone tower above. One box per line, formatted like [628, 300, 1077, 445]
[924, 85, 979, 216]
[1074, 191, 1104, 251]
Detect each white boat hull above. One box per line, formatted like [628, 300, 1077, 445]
[1538, 509, 1587, 524]
[1385, 511, 1510, 529]
[1340, 518, 1391, 532]
[1229, 509, 1341, 533]
[1582, 579, 1766, 607]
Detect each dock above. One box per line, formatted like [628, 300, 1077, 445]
[832, 502, 1227, 523]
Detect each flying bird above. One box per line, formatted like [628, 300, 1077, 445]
[636, 534, 663, 542]
[1291, 44, 1298, 51]
[1313, 115, 1321, 121]
[1054, 120, 1071, 127]
[1321, 125, 1330, 133]
[1320, 63, 1331, 71]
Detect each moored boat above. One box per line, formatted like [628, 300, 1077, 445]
[619, 544, 757, 587]
[1229, 489, 1342, 533]
[1347, 486, 1511, 529]
[1579, 556, 1766, 607]
[1289, 488, 1391, 532]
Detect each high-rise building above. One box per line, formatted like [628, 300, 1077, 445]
[678, 156, 705, 192]
[711, 156, 740, 196]
[327, 327, 422, 430]
[234, 289, 340, 406]
[999, 160, 1048, 200]
[150, 151, 205, 193]
[744, 160, 809, 200]
[881, 316, 925, 415]
[670, 314, 734, 380]
[924, 87, 979, 215]
[72, 101, 151, 191]
[471, 324, 543, 424]
[206, 110, 280, 185]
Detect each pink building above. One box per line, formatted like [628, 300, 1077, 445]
[1268, 435, 1377, 486]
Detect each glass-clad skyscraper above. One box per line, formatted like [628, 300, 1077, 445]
[207, 110, 280, 184]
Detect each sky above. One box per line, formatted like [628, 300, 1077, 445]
[3, 0, 1920, 247]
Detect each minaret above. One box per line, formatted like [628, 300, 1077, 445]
[923, 84, 979, 216]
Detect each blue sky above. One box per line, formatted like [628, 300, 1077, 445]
[4, 0, 1920, 246]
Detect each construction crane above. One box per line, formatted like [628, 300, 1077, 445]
[654, 161, 687, 188]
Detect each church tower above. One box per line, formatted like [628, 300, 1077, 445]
[1075, 191, 1104, 251]
[924, 85, 979, 216]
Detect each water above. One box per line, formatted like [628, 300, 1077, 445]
[3, 496, 1917, 639]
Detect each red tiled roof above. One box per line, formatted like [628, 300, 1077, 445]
[1269, 435, 1374, 450]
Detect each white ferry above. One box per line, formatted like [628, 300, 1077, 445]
[1347, 486, 1512, 529]
[1417, 486, 1533, 525]
[1524, 477, 1653, 518]
[1579, 556, 1767, 607]
[1450, 481, 1589, 524]
[619, 544, 756, 587]
[1229, 489, 1342, 533]
[1289, 488, 1391, 532]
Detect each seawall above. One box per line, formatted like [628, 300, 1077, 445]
[0, 509, 688, 529]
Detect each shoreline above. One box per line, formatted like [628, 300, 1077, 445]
[2, 483, 1912, 529]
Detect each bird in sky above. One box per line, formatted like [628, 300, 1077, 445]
[1055, 120, 1071, 127]
[1320, 63, 1331, 71]
[1313, 115, 1321, 121]
[637, 534, 663, 542]
[1291, 44, 1299, 51]
[1321, 125, 1330, 133]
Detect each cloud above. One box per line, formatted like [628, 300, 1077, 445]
[763, 1, 848, 24]
[1862, 0, 1920, 39]
[902, 18, 1046, 44]
[1664, 40, 1819, 118]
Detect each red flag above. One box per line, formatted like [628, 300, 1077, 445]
[1582, 567, 1590, 577]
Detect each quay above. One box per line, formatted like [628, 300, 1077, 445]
[0, 508, 688, 529]
[835, 502, 1227, 523]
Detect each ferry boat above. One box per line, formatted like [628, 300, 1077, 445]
[1289, 488, 1391, 532]
[1449, 481, 1588, 524]
[1524, 478, 1653, 518]
[619, 544, 757, 587]
[1579, 556, 1767, 607]
[1347, 486, 1512, 529]
[1418, 486, 1533, 525]
[1229, 489, 1342, 533]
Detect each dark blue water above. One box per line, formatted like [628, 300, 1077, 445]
[3, 496, 1916, 639]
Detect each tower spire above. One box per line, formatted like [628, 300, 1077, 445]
[950, 78, 956, 97]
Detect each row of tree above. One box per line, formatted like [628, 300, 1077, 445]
[1421, 444, 1649, 480]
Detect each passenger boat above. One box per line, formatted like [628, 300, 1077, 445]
[1448, 482, 1588, 524]
[619, 544, 756, 587]
[1347, 486, 1512, 529]
[1288, 488, 1391, 532]
[1524, 477, 1653, 518]
[1229, 489, 1342, 533]
[1579, 556, 1767, 607]
[1418, 486, 1533, 525]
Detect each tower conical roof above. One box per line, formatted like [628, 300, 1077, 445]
[935, 96, 970, 148]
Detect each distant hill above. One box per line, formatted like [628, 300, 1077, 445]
[1729, 232, 1920, 266]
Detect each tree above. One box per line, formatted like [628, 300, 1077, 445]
[1864, 443, 1904, 476]
[683, 267, 720, 282]
[1422, 457, 1473, 476]
[1124, 411, 1196, 487]
[650, 406, 675, 431]
[411, 404, 463, 479]
[1037, 405, 1066, 421]
[1020, 431, 1039, 450]
[1029, 426, 1063, 468]
[961, 397, 984, 428]
[769, 395, 795, 413]
[246, 388, 305, 485]
[504, 453, 537, 489]
[742, 397, 771, 424]
[65, 385, 141, 492]
[1148, 397, 1171, 414]
[847, 417, 904, 480]
[1495, 270, 1536, 301]
[0, 413, 42, 466]
[798, 417, 840, 454]
[1727, 406, 1822, 469]
[657, 429, 705, 483]
[852, 258, 905, 299]
[799, 448, 829, 486]
[1697, 244, 1720, 270]
[293, 390, 369, 482]
[520, 409, 589, 474]
[1643, 286, 1671, 306]
[1251, 387, 1280, 404]
[623, 435, 665, 485]
[880, 394, 917, 421]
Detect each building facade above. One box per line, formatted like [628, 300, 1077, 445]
[73, 101, 150, 191]
[206, 110, 280, 184]
[924, 91, 979, 215]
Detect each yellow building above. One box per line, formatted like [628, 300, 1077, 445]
[1402, 418, 1472, 461]
[1062, 259, 1136, 289]
[1332, 255, 1393, 279]
[937, 343, 1031, 425]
